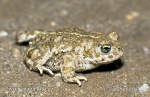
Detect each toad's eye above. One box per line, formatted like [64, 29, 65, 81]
[100, 44, 112, 54]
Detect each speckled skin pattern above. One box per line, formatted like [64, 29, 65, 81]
[16, 28, 123, 86]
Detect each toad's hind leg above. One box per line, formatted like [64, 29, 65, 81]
[61, 53, 87, 86]
[24, 46, 54, 76]
[16, 30, 47, 43]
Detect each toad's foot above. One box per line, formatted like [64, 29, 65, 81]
[61, 53, 87, 86]
[54, 73, 61, 77]
[37, 65, 55, 76]
[65, 76, 87, 86]
[24, 46, 54, 76]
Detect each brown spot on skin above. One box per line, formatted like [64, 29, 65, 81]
[83, 47, 93, 58]
[27, 48, 36, 58]
[67, 76, 71, 79]
[113, 51, 118, 56]
[46, 34, 49, 37]
[62, 66, 66, 71]
[67, 67, 73, 72]
[95, 52, 100, 57]
[62, 66, 74, 73]
[33, 62, 38, 66]
[73, 41, 76, 44]
[93, 48, 100, 57]
[50, 37, 54, 40]
[64, 58, 72, 64]
[24, 56, 29, 62]
[108, 55, 113, 58]
[102, 58, 105, 61]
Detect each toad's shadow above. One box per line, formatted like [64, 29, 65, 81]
[82, 59, 124, 74]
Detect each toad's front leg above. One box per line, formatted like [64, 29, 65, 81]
[61, 53, 87, 86]
[24, 46, 54, 76]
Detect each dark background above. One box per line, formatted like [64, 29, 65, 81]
[0, 0, 150, 96]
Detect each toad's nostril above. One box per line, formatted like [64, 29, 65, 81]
[118, 47, 122, 51]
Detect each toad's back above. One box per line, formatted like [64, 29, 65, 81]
[29, 28, 104, 50]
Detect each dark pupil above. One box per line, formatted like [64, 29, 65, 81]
[101, 45, 111, 53]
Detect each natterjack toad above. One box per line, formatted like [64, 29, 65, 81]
[16, 28, 123, 86]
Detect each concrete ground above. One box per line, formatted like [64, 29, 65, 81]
[0, 0, 149, 97]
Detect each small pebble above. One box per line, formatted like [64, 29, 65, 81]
[122, 81, 127, 85]
[42, 81, 47, 84]
[86, 24, 90, 29]
[0, 47, 4, 51]
[60, 9, 68, 16]
[40, 93, 44, 96]
[0, 31, 8, 37]
[80, 89, 84, 94]
[139, 83, 149, 94]
[56, 82, 61, 87]
[125, 11, 139, 20]
[12, 48, 21, 57]
[12, 83, 18, 87]
[23, 95, 26, 97]
[50, 21, 57, 27]
[142, 47, 149, 55]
